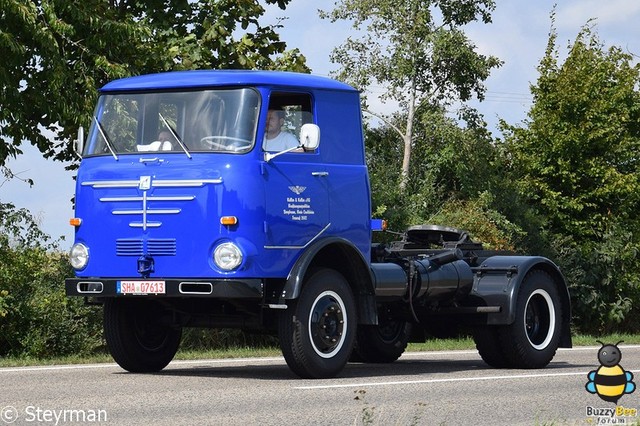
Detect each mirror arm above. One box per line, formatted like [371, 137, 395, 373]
[264, 144, 303, 162]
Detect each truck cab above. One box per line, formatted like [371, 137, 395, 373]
[66, 71, 571, 379]
[69, 71, 370, 281]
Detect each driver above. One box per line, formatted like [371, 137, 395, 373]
[263, 109, 300, 152]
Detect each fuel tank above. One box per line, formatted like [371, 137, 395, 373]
[414, 258, 474, 301]
[371, 254, 474, 302]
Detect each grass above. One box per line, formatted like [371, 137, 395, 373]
[2, 333, 640, 368]
[0, 346, 282, 368]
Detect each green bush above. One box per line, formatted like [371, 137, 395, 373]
[0, 203, 103, 358]
[423, 195, 525, 251]
[554, 220, 640, 334]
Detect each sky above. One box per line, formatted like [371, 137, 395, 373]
[3, 0, 640, 249]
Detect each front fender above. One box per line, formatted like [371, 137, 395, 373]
[280, 237, 378, 325]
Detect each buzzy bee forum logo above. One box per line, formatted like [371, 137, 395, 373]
[585, 341, 638, 423]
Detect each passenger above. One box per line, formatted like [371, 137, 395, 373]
[137, 130, 174, 152]
[155, 130, 174, 150]
[158, 131, 174, 143]
[263, 109, 301, 152]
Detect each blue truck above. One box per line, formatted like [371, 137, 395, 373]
[65, 70, 571, 379]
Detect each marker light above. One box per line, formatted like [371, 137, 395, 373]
[69, 218, 82, 227]
[213, 242, 243, 271]
[69, 243, 89, 270]
[371, 219, 388, 232]
[220, 216, 238, 226]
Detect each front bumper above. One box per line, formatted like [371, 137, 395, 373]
[65, 278, 263, 298]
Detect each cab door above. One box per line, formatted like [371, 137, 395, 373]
[262, 153, 329, 248]
[261, 92, 329, 248]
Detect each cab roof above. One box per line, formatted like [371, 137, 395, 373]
[100, 70, 357, 93]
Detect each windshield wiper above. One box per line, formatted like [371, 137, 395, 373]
[94, 117, 119, 161]
[159, 113, 191, 159]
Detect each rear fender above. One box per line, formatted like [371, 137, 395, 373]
[473, 256, 572, 348]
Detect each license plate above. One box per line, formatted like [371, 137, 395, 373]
[117, 280, 166, 295]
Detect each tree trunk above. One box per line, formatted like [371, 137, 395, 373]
[399, 78, 416, 191]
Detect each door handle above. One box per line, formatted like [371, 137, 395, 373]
[139, 157, 165, 164]
[312, 171, 329, 177]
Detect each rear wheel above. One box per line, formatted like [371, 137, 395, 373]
[502, 270, 562, 368]
[278, 268, 356, 379]
[473, 270, 562, 369]
[353, 319, 411, 363]
[473, 326, 509, 368]
[104, 298, 182, 373]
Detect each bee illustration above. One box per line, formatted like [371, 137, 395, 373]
[586, 340, 635, 403]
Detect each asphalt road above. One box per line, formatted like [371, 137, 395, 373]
[2, 345, 640, 425]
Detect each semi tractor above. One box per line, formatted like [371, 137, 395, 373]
[65, 70, 571, 379]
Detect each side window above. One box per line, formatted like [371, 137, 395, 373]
[263, 93, 313, 152]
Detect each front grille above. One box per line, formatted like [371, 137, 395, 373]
[116, 239, 144, 256]
[116, 238, 177, 256]
[148, 239, 177, 256]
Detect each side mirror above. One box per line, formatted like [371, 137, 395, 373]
[299, 124, 320, 151]
[74, 126, 84, 158]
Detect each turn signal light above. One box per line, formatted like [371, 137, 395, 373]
[69, 218, 82, 227]
[220, 216, 238, 226]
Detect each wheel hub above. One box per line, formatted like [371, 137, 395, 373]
[524, 289, 555, 350]
[310, 294, 345, 355]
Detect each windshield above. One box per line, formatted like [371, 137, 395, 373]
[84, 88, 260, 156]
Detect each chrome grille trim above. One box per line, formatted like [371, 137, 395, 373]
[87, 178, 217, 232]
[130, 222, 162, 228]
[83, 180, 139, 188]
[152, 178, 222, 187]
[100, 195, 196, 202]
[112, 209, 181, 215]
[83, 178, 222, 188]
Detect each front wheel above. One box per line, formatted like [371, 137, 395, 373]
[103, 298, 182, 373]
[278, 268, 356, 379]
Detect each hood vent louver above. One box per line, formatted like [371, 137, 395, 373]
[117, 238, 177, 256]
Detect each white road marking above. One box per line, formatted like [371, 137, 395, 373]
[295, 346, 640, 390]
[295, 369, 640, 390]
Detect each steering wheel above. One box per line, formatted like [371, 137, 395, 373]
[200, 136, 252, 152]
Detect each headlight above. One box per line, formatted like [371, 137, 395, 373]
[213, 242, 243, 271]
[69, 243, 89, 270]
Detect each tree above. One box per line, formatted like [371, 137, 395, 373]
[503, 21, 640, 243]
[322, 0, 501, 189]
[0, 0, 308, 169]
[366, 104, 521, 249]
[501, 20, 640, 332]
